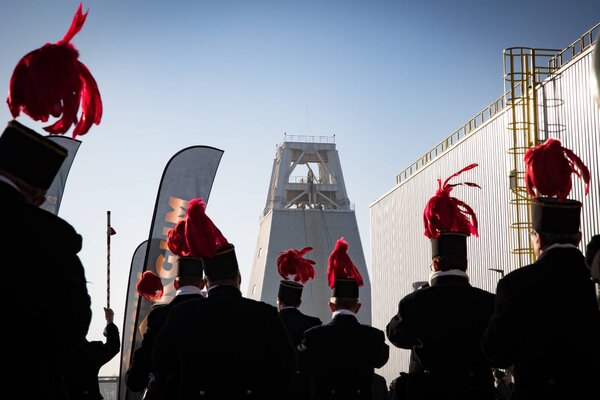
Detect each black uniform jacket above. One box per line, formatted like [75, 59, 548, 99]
[127, 293, 205, 392]
[386, 274, 495, 400]
[280, 307, 322, 400]
[2, 181, 92, 399]
[280, 307, 323, 348]
[482, 246, 600, 400]
[67, 322, 121, 400]
[298, 313, 390, 400]
[153, 284, 297, 400]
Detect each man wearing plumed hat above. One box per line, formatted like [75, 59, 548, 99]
[2, 5, 102, 399]
[276, 247, 322, 400]
[482, 140, 600, 400]
[297, 237, 389, 400]
[126, 213, 208, 400]
[152, 199, 296, 399]
[386, 164, 496, 400]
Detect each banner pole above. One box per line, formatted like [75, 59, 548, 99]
[107, 210, 111, 309]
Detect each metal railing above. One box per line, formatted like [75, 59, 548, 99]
[395, 96, 505, 184]
[283, 133, 335, 144]
[394, 22, 599, 185]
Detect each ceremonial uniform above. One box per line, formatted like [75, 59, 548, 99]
[2, 122, 92, 399]
[66, 321, 120, 400]
[483, 139, 599, 400]
[128, 256, 206, 399]
[298, 311, 389, 400]
[280, 307, 322, 347]
[154, 285, 296, 399]
[386, 274, 495, 400]
[387, 164, 495, 400]
[483, 245, 600, 399]
[152, 198, 297, 400]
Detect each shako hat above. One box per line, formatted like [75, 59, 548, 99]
[423, 163, 480, 264]
[0, 120, 67, 189]
[327, 237, 363, 299]
[277, 247, 316, 305]
[167, 198, 238, 280]
[524, 138, 589, 234]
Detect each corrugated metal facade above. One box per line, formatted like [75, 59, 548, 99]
[370, 47, 600, 383]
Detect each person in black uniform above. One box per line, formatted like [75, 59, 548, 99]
[153, 198, 297, 399]
[298, 237, 389, 400]
[126, 257, 206, 399]
[1, 120, 93, 399]
[482, 139, 600, 400]
[276, 247, 323, 400]
[387, 164, 496, 400]
[586, 235, 600, 305]
[3, 7, 98, 398]
[67, 307, 121, 400]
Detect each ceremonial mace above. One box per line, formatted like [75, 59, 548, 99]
[107, 211, 117, 308]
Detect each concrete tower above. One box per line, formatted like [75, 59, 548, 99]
[247, 135, 371, 324]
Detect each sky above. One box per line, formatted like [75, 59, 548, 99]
[1, 0, 598, 377]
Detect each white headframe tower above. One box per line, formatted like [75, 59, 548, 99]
[247, 135, 371, 324]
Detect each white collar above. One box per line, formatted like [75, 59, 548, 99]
[175, 286, 204, 297]
[543, 243, 579, 252]
[332, 309, 356, 319]
[428, 269, 469, 286]
[0, 175, 21, 193]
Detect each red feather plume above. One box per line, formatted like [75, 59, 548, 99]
[7, 3, 102, 138]
[326, 237, 363, 289]
[524, 138, 590, 200]
[166, 198, 230, 259]
[136, 271, 164, 302]
[277, 247, 316, 284]
[423, 163, 480, 239]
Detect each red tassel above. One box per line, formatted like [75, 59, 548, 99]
[326, 237, 363, 289]
[136, 271, 164, 302]
[524, 138, 590, 199]
[277, 247, 316, 284]
[7, 3, 102, 137]
[423, 163, 480, 238]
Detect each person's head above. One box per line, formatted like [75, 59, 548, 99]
[0, 120, 67, 205]
[277, 280, 304, 310]
[430, 232, 468, 272]
[530, 197, 583, 256]
[329, 296, 361, 314]
[173, 256, 206, 290]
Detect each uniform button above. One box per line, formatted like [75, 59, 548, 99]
[424, 369, 430, 375]
[199, 390, 205, 396]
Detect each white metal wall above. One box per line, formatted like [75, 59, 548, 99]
[370, 47, 600, 383]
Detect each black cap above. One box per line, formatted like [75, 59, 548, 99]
[278, 280, 303, 305]
[332, 278, 359, 299]
[176, 257, 204, 277]
[0, 120, 67, 189]
[531, 197, 582, 234]
[202, 244, 239, 280]
[431, 232, 467, 258]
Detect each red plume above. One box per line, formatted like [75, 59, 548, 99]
[277, 247, 316, 284]
[326, 237, 363, 289]
[524, 138, 590, 200]
[184, 198, 230, 258]
[7, 3, 102, 137]
[167, 219, 190, 257]
[136, 271, 164, 302]
[423, 163, 480, 239]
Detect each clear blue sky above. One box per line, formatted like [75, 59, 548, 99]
[1, 0, 598, 376]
